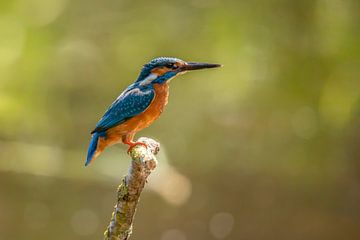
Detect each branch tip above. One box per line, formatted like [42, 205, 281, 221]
[104, 137, 160, 240]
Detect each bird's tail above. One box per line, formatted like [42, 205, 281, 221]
[85, 132, 102, 166]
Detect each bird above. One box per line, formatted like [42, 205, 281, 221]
[85, 57, 222, 166]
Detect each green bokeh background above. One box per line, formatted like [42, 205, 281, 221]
[1, 0, 360, 239]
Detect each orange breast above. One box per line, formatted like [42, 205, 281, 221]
[105, 83, 169, 143]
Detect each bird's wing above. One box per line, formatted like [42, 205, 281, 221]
[91, 86, 155, 133]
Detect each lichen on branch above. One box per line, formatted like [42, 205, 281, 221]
[104, 137, 160, 240]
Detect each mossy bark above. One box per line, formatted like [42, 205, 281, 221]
[104, 137, 160, 240]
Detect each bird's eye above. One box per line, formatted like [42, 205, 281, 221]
[165, 63, 174, 68]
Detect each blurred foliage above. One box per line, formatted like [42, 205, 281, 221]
[0, 0, 360, 239]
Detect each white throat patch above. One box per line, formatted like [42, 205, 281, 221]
[139, 73, 158, 86]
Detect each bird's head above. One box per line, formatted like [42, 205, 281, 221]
[136, 57, 222, 85]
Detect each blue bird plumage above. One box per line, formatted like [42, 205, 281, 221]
[86, 132, 104, 166]
[91, 84, 155, 133]
[136, 57, 182, 83]
[86, 57, 221, 166]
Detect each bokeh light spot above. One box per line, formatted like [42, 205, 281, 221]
[209, 212, 234, 239]
[14, 0, 68, 26]
[161, 229, 187, 240]
[70, 209, 99, 236]
[148, 152, 192, 206]
[0, 16, 25, 67]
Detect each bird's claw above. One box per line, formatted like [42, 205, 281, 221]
[127, 142, 148, 154]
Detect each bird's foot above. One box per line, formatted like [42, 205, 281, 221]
[127, 141, 148, 154]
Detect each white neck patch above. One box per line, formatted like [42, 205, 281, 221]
[139, 73, 158, 86]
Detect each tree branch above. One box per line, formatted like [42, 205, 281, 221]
[104, 137, 160, 240]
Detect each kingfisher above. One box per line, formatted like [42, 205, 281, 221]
[85, 57, 221, 166]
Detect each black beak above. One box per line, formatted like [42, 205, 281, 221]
[181, 62, 222, 71]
